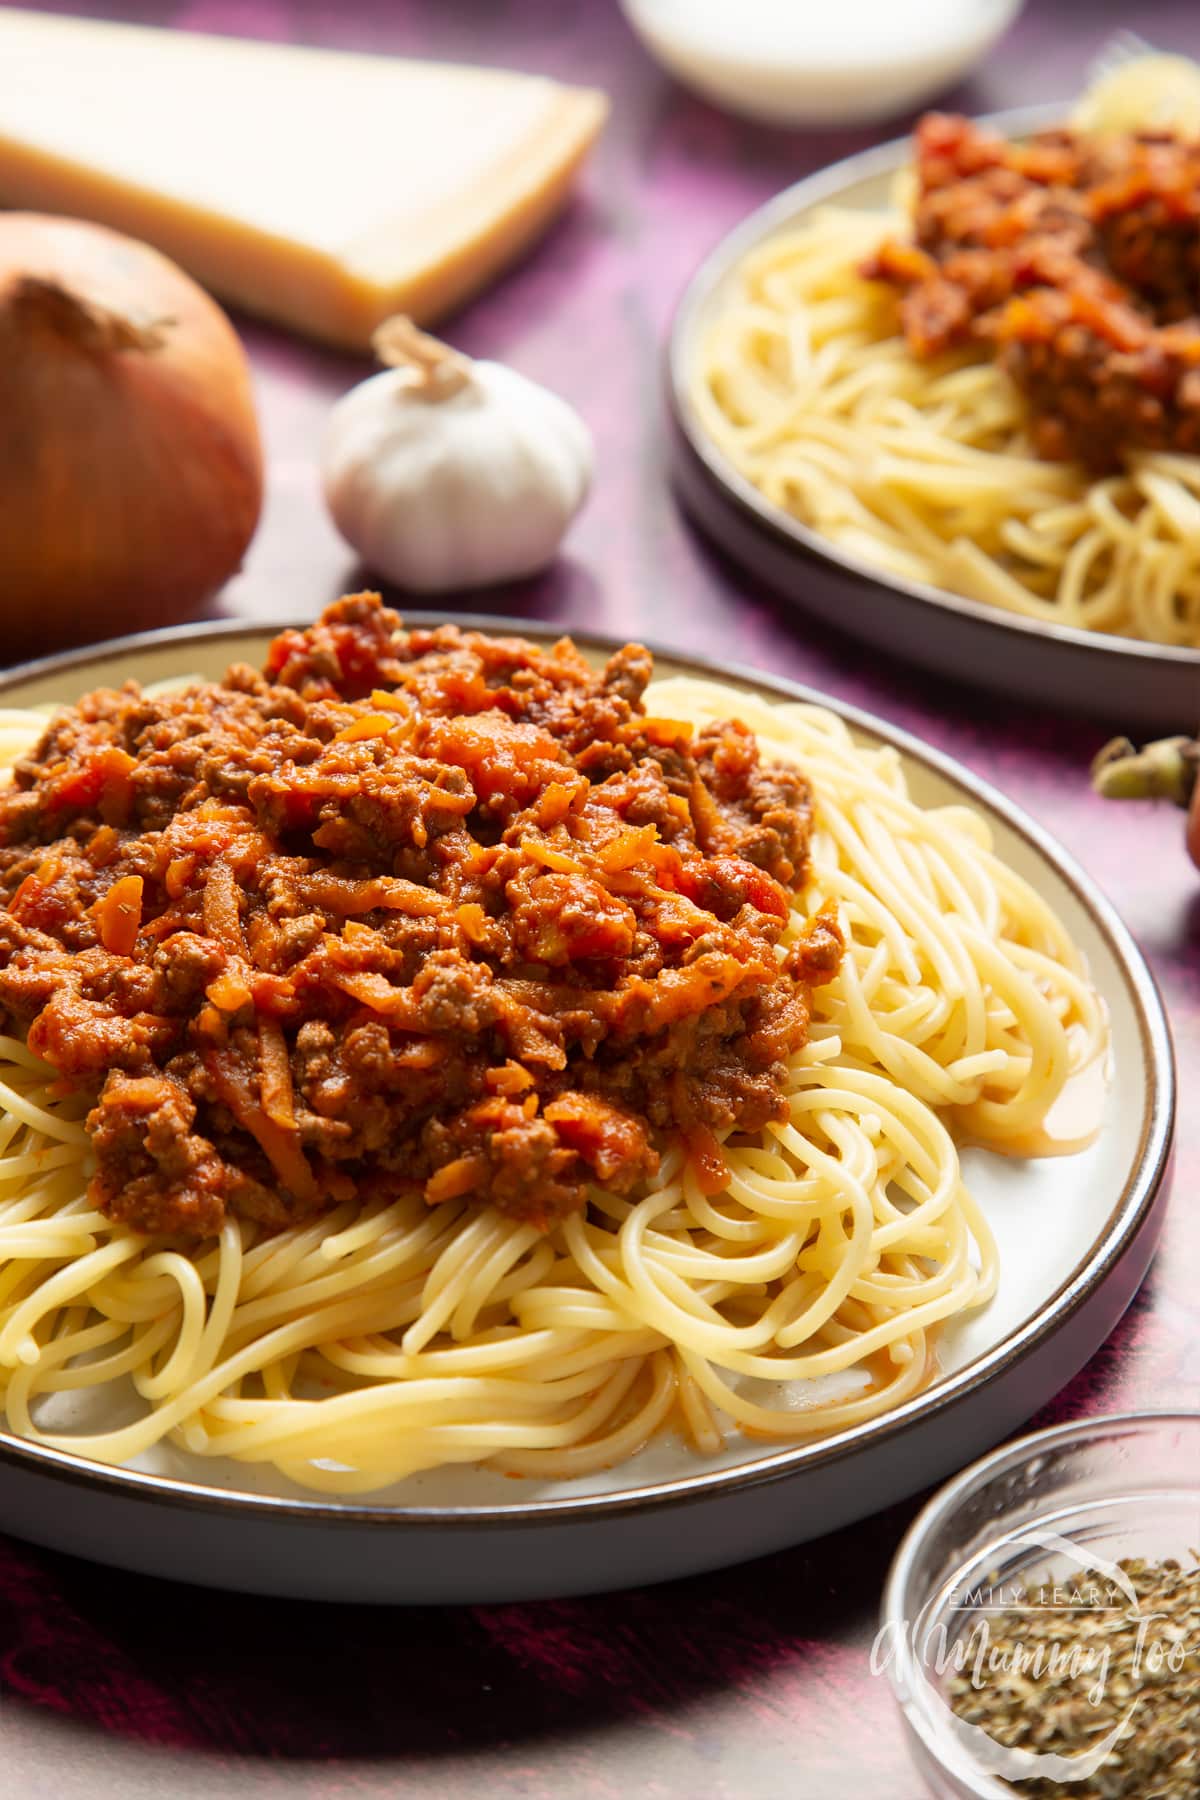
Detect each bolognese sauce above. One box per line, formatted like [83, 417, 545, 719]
[865, 112, 1200, 469]
[0, 596, 839, 1238]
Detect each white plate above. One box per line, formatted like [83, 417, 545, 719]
[668, 105, 1200, 734]
[0, 622, 1174, 1602]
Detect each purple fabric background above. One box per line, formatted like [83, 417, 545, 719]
[1, 3, 1198, 1795]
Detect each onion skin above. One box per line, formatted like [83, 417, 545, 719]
[0, 214, 263, 648]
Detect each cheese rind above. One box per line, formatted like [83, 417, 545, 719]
[0, 9, 607, 349]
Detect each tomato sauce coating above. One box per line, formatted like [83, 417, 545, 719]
[866, 113, 1200, 469]
[0, 596, 839, 1237]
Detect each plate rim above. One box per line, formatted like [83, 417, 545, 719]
[0, 615, 1175, 1528]
[666, 100, 1200, 674]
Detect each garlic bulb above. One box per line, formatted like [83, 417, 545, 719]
[322, 318, 592, 592]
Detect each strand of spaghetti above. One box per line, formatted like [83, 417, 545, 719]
[186, 1361, 650, 1455]
[261, 1361, 666, 1487]
[319, 1326, 594, 1378]
[128, 1252, 208, 1399]
[0, 1227, 98, 1258]
[5, 1313, 175, 1395]
[0, 1234, 147, 1366]
[0, 1034, 70, 1074]
[403, 1213, 541, 1355]
[619, 1226, 808, 1286]
[674, 1349, 725, 1455]
[0, 1145, 98, 1186]
[447, 1222, 550, 1343]
[0, 1077, 89, 1145]
[184, 1220, 243, 1389]
[491, 1351, 679, 1477]
[679, 1336, 930, 1437]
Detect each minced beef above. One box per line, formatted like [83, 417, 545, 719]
[864, 112, 1200, 469]
[0, 594, 839, 1238]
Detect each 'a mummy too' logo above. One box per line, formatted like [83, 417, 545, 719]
[871, 1531, 1189, 1786]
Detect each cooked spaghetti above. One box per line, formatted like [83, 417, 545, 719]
[0, 601, 1104, 1491]
[693, 82, 1200, 646]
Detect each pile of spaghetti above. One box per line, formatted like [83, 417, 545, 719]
[694, 67, 1200, 645]
[0, 597, 1103, 1491]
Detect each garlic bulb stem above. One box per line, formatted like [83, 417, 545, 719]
[1091, 734, 1199, 807]
[370, 315, 472, 401]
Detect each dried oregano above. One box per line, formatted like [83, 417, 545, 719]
[945, 1558, 1200, 1798]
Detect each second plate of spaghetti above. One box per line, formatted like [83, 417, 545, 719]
[0, 613, 1172, 1602]
[670, 83, 1200, 731]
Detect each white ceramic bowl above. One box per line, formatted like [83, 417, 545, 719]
[619, 0, 1026, 127]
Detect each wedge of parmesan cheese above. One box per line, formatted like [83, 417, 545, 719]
[0, 7, 607, 349]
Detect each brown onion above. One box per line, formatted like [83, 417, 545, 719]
[0, 213, 263, 650]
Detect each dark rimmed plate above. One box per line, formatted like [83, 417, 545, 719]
[0, 619, 1175, 1602]
[667, 105, 1200, 734]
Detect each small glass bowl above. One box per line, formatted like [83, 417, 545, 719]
[879, 1412, 1200, 1798]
